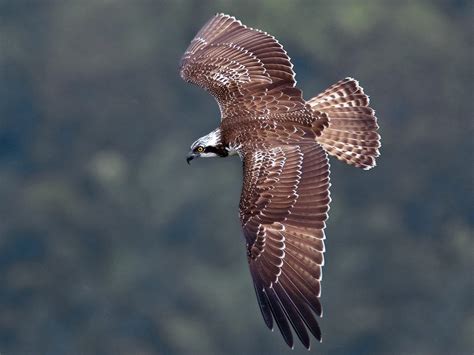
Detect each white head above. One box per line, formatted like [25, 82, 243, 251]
[187, 128, 228, 163]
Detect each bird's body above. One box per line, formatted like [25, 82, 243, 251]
[180, 13, 380, 349]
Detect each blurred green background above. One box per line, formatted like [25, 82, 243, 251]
[1, 1, 472, 354]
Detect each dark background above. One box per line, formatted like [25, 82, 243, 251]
[1, 1, 472, 354]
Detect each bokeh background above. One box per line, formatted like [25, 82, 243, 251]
[1, 1, 472, 354]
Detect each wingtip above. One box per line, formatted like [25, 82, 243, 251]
[302, 339, 311, 351]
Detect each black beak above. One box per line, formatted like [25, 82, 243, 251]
[186, 152, 198, 165]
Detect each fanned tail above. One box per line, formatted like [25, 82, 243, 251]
[308, 78, 381, 170]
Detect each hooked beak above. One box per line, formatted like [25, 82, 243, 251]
[186, 152, 199, 165]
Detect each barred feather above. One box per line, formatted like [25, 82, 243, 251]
[308, 78, 381, 170]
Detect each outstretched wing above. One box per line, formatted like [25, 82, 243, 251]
[240, 143, 330, 349]
[179, 13, 306, 120]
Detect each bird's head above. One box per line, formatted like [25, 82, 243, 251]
[187, 128, 228, 164]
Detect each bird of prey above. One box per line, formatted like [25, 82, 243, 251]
[180, 13, 380, 349]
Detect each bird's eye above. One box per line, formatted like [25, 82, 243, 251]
[196, 146, 204, 153]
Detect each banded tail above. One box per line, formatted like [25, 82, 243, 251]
[309, 78, 381, 170]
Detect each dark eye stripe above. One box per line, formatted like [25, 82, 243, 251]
[205, 146, 229, 157]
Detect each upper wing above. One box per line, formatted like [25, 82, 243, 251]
[240, 143, 330, 349]
[179, 13, 306, 120]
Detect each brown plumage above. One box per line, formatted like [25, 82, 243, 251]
[180, 13, 381, 349]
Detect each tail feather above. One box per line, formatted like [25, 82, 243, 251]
[308, 78, 381, 170]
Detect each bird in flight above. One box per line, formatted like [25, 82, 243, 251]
[180, 13, 380, 349]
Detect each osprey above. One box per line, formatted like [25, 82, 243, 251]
[180, 14, 380, 349]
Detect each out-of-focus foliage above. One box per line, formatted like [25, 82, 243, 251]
[0, 1, 472, 354]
